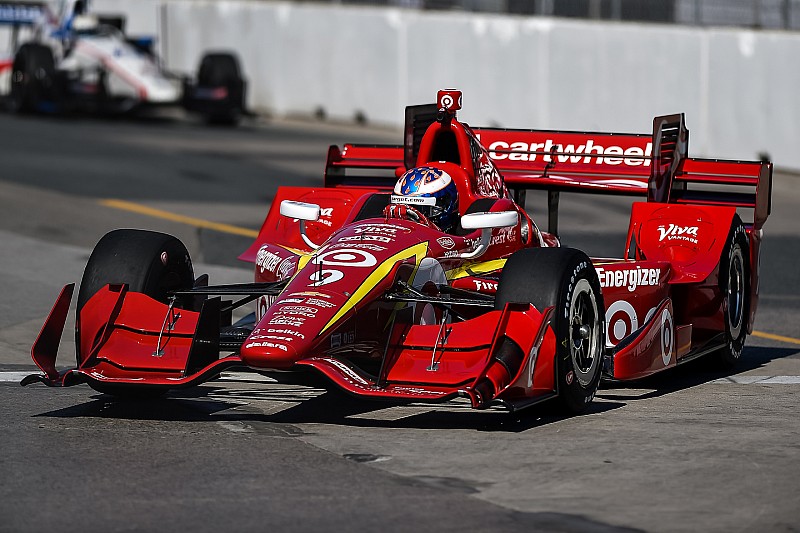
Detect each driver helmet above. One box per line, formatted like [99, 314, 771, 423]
[392, 166, 459, 232]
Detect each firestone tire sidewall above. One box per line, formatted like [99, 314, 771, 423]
[495, 247, 605, 415]
[553, 256, 605, 414]
[717, 218, 750, 368]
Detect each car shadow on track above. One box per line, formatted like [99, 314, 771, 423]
[33, 345, 795, 432]
[32, 384, 626, 433]
[596, 345, 798, 402]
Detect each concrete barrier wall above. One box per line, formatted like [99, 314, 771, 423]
[94, 1, 800, 169]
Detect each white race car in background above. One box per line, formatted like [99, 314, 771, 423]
[0, 0, 247, 123]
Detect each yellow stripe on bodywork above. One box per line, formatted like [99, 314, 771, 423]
[321, 242, 429, 335]
[445, 258, 507, 280]
[296, 252, 315, 272]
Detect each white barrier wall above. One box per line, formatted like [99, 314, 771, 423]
[96, 1, 800, 169]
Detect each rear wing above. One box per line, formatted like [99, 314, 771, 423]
[323, 103, 439, 189]
[324, 107, 772, 233]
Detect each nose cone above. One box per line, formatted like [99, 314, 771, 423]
[240, 335, 300, 370]
[239, 290, 341, 369]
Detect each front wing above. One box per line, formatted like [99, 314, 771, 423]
[24, 283, 559, 411]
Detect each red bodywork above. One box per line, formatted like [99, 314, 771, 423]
[26, 93, 772, 411]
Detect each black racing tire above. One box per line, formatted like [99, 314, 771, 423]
[76, 229, 194, 366]
[195, 52, 244, 125]
[714, 216, 750, 368]
[495, 247, 605, 414]
[197, 52, 241, 86]
[8, 43, 57, 114]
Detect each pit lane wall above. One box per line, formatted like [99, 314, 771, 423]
[95, 2, 800, 168]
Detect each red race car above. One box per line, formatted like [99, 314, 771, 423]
[25, 89, 772, 414]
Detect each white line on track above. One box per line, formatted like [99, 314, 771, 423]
[0, 371, 282, 383]
[8, 372, 800, 386]
[0, 372, 34, 382]
[710, 375, 800, 384]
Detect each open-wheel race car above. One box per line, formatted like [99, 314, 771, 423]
[24, 89, 772, 414]
[0, 0, 246, 123]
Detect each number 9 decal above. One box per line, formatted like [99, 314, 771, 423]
[307, 249, 378, 287]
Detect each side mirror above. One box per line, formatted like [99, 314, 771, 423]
[280, 200, 321, 249]
[459, 210, 518, 260]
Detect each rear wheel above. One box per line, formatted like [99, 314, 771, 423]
[8, 44, 57, 113]
[714, 216, 750, 368]
[76, 229, 195, 382]
[195, 52, 244, 125]
[495, 247, 605, 414]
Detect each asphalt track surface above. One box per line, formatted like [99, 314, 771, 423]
[1, 112, 799, 533]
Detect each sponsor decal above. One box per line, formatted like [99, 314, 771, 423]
[661, 308, 674, 366]
[256, 246, 284, 274]
[437, 236, 456, 249]
[442, 250, 459, 258]
[277, 305, 318, 318]
[606, 300, 639, 347]
[267, 328, 305, 339]
[657, 224, 699, 244]
[279, 297, 305, 304]
[330, 242, 386, 252]
[474, 151, 505, 197]
[490, 227, 516, 246]
[314, 249, 378, 268]
[244, 341, 288, 352]
[268, 316, 305, 327]
[391, 195, 436, 206]
[596, 266, 660, 292]
[485, 138, 653, 167]
[307, 248, 379, 287]
[390, 386, 448, 396]
[353, 224, 411, 235]
[472, 279, 498, 292]
[277, 258, 295, 280]
[324, 358, 369, 384]
[290, 291, 331, 299]
[249, 334, 296, 343]
[306, 298, 336, 309]
[320, 207, 333, 217]
[438, 90, 461, 111]
[340, 235, 392, 244]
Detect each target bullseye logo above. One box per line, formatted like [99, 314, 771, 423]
[660, 308, 674, 366]
[309, 248, 378, 287]
[437, 89, 462, 112]
[605, 300, 638, 348]
[313, 249, 377, 268]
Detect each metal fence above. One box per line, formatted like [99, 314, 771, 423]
[308, 0, 800, 29]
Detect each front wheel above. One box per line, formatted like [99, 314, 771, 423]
[76, 229, 195, 368]
[194, 52, 244, 125]
[495, 247, 605, 414]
